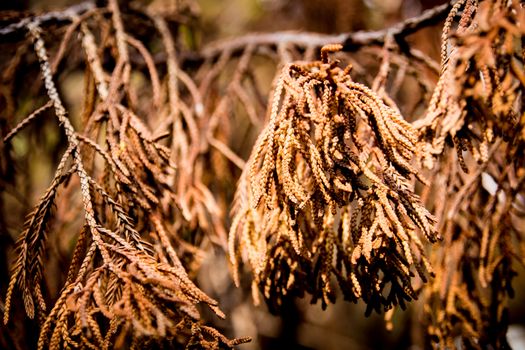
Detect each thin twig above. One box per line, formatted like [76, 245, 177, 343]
[3, 101, 53, 143]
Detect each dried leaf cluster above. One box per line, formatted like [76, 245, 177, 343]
[229, 44, 439, 314]
[418, 0, 525, 348]
[1, 0, 248, 348]
[419, 0, 523, 169]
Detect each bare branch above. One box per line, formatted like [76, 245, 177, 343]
[0, 1, 95, 37]
[201, 1, 453, 60]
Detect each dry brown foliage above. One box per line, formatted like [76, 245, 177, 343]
[1, 1, 248, 348]
[229, 44, 438, 315]
[0, 0, 524, 349]
[418, 0, 525, 348]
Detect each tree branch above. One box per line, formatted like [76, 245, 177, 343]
[200, 1, 453, 59]
[0, 1, 95, 38]
[0, 0, 452, 67]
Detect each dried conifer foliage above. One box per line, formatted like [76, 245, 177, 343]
[1, 0, 525, 349]
[419, 0, 524, 170]
[1, 0, 248, 348]
[419, 1, 525, 348]
[230, 44, 439, 314]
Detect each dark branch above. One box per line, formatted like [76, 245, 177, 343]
[200, 1, 453, 59]
[0, 1, 95, 38]
[0, 0, 452, 68]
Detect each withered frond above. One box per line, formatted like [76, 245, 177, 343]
[417, 1, 525, 347]
[230, 44, 439, 313]
[418, 0, 524, 171]
[2, 3, 249, 348]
